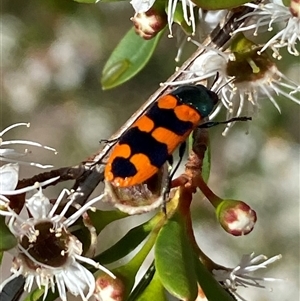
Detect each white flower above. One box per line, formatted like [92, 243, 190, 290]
[0, 122, 57, 168]
[234, 1, 300, 58]
[0, 188, 114, 301]
[0, 163, 19, 193]
[0, 164, 60, 215]
[167, 0, 196, 37]
[213, 253, 283, 301]
[164, 47, 300, 134]
[130, 0, 196, 37]
[130, 0, 156, 13]
[198, 9, 228, 40]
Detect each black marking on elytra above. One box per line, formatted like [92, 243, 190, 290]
[111, 157, 137, 178]
[118, 127, 168, 169]
[145, 100, 194, 136]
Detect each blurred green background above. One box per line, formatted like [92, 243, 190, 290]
[1, 0, 299, 300]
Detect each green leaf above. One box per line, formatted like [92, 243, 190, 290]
[102, 231, 157, 299]
[190, 0, 249, 10]
[66, 206, 93, 254]
[71, 221, 92, 255]
[95, 218, 153, 264]
[23, 286, 58, 301]
[172, 2, 197, 35]
[101, 28, 163, 90]
[74, 0, 128, 2]
[73, 0, 98, 3]
[127, 263, 156, 301]
[23, 288, 45, 301]
[194, 257, 236, 301]
[88, 209, 128, 235]
[0, 216, 17, 251]
[135, 271, 167, 301]
[202, 143, 211, 182]
[155, 212, 198, 300]
[23, 279, 71, 301]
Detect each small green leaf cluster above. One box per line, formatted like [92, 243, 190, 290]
[101, 28, 164, 90]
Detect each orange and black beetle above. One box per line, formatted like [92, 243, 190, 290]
[104, 84, 219, 187]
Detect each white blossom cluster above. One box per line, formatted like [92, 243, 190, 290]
[0, 123, 114, 301]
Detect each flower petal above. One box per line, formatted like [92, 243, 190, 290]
[26, 189, 52, 219]
[130, 0, 156, 13]
[0, 163, 19, 192]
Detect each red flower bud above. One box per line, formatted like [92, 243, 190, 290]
[94, 273, 125, 301]
[290, 0, 300, 18]
[131, 8, 167, 40]
[216, 200, 257, 236]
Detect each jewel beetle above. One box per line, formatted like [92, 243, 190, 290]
[104, 84, 219, 187]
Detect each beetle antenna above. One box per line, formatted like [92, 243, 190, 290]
[215, 77, 235, 94]
[199, 116, 252, 129]
[210, 72, 220, 90]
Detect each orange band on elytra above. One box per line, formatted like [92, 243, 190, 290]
[132, 115, 155, 133]
[157, 95, 178, 109]
[174, 104, 201, 123]
[151, 127, 183, 153]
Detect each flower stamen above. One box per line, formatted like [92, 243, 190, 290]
[0, 188, 114, 301]
[213, 253, 283, 298]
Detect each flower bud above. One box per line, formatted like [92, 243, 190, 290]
[290, 0, 300, 18]
[216, 199, 257, 236]
[94, 273, 126, 301]
[131, 7, 167, 40]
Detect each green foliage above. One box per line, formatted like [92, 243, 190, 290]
[282, 0, 291, 6]
[190, 0, 250, 10]
[127, 264, 156, 301]
[194, 258, 236, 301]
[171, 2, 197, 35]
[111, 219, 161, 299]
[202, 145, 211, 182]
[95, 218, 153, 264]
[0, 216, 17, 251]
[101, 28, 164, 90]
[73, 0, 98, 3]
[134, 271, 167, 301]
[74, 0, 128, 2]
[23, 288, 45, 301]
[88, 209, 128, 234]
[24, 287, 58, 301]
[154, 210, 237, 301]
[155, 212, 198, 300]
